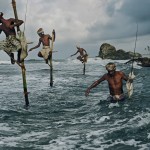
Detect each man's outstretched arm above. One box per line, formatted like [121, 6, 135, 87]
[28, 39, 41, 52]
[70, 51, 78, 57]
[9, 18, 24, 29]
[85, 75, 106, 96]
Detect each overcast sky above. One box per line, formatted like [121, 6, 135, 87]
[0, 0, 150, 60]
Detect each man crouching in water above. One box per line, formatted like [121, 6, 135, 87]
[85, 62, 132, 103]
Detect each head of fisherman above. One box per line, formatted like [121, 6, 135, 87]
[76, 46, 80, 50]
[37, 28, 44, 37]
[0, 12, 3, 22]
[105, 62, 116, 75]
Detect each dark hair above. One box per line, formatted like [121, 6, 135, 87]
[0, 12, 3, 21]
[0, 12, 3, 17]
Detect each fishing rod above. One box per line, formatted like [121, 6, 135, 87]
[23, 0, 28, 32]
[126, 23, 138, 98]
[12, 0, 29, 107]
[131, 23, 138, 73]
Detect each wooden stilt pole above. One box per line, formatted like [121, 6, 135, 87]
[83, 54, 88, 75]
[21, 62, 29, 106]
[12, 0, 29, 107]
[83, 63, 85, 75]
[49, 29, 55, 87]
[50, 55, 53, 87]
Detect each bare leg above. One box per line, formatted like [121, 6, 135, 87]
[48, 51, 52, 59]
[38, 52, 48, 64]
[38, 52, 43, 58]
[10, 53, 15, 64]
[77, 56, 84, 63]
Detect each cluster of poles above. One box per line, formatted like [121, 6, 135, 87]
[2, 0, 88, 108]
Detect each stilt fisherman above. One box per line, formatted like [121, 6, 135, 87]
[28, 28, 53, 64]
[70, 46, 88, 63]
[0, 12, 24, 64]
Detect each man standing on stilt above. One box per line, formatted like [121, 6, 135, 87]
[71, 46, 88, 63]
[28, 28, 53, 64]
[0, 12, 24, 64]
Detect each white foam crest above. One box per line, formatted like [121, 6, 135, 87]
[85, 129, 109, 149]
[86, 122, 133, 145]
[124, 139, 141, 146]
[128, 112, 150, 127]
[88, 57, 111, 66]
[0, 123, 15, 132]
[0, 61, 11, 64]
[66, 57, 135, 68]
[86, 128, 142, 149]
[138, 144, 150, 150]
[66, 57, 107, 66]
[53, 61, 60, 65]
[86, 129, 110, 139]
[31, 134, 150, 150]
[147, 133, 150, 139]
[107, 112, 150, 132]
[95, 116, 110, 124]
[89, 58, 132, 65]
[108, 102, 120, 108]
[113, 118, 128, 126]
[54, 76, 76, 84]
[65, 58, 80, 65]
[127, 61, 142, 69]
[41, 135, 79, 150]
[90, 112, 150, 141]
[99, 139, 141, 149]
[0, 131, 49, 147]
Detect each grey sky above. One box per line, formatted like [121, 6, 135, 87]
[0, 0, 150, 60]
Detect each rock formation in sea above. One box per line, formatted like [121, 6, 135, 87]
[98, 43, 142, 60]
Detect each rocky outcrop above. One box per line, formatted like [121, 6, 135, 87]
[98, 43, 142, 60]
[125, 57, 150, 67]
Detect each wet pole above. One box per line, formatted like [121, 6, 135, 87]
[83, 63, 85, 75]
[50, 57, 53, 87]
[12, 0, 29, 107]
[49, 29, 55, 87]
[83, 54, 88, 75]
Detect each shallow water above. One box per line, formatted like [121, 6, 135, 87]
[0, 58, 150, 150]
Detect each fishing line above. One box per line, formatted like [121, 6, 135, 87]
[131, 23, 138, 73]
[23, 0, 28, 32]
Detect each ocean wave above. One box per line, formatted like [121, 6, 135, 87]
[0, 61, 11, 65]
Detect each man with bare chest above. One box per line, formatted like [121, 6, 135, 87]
[71, 46, 88, 63]
[0, 12, 24, 64]
[85, 62, 132, 103]
[28, 28, 52, 64]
